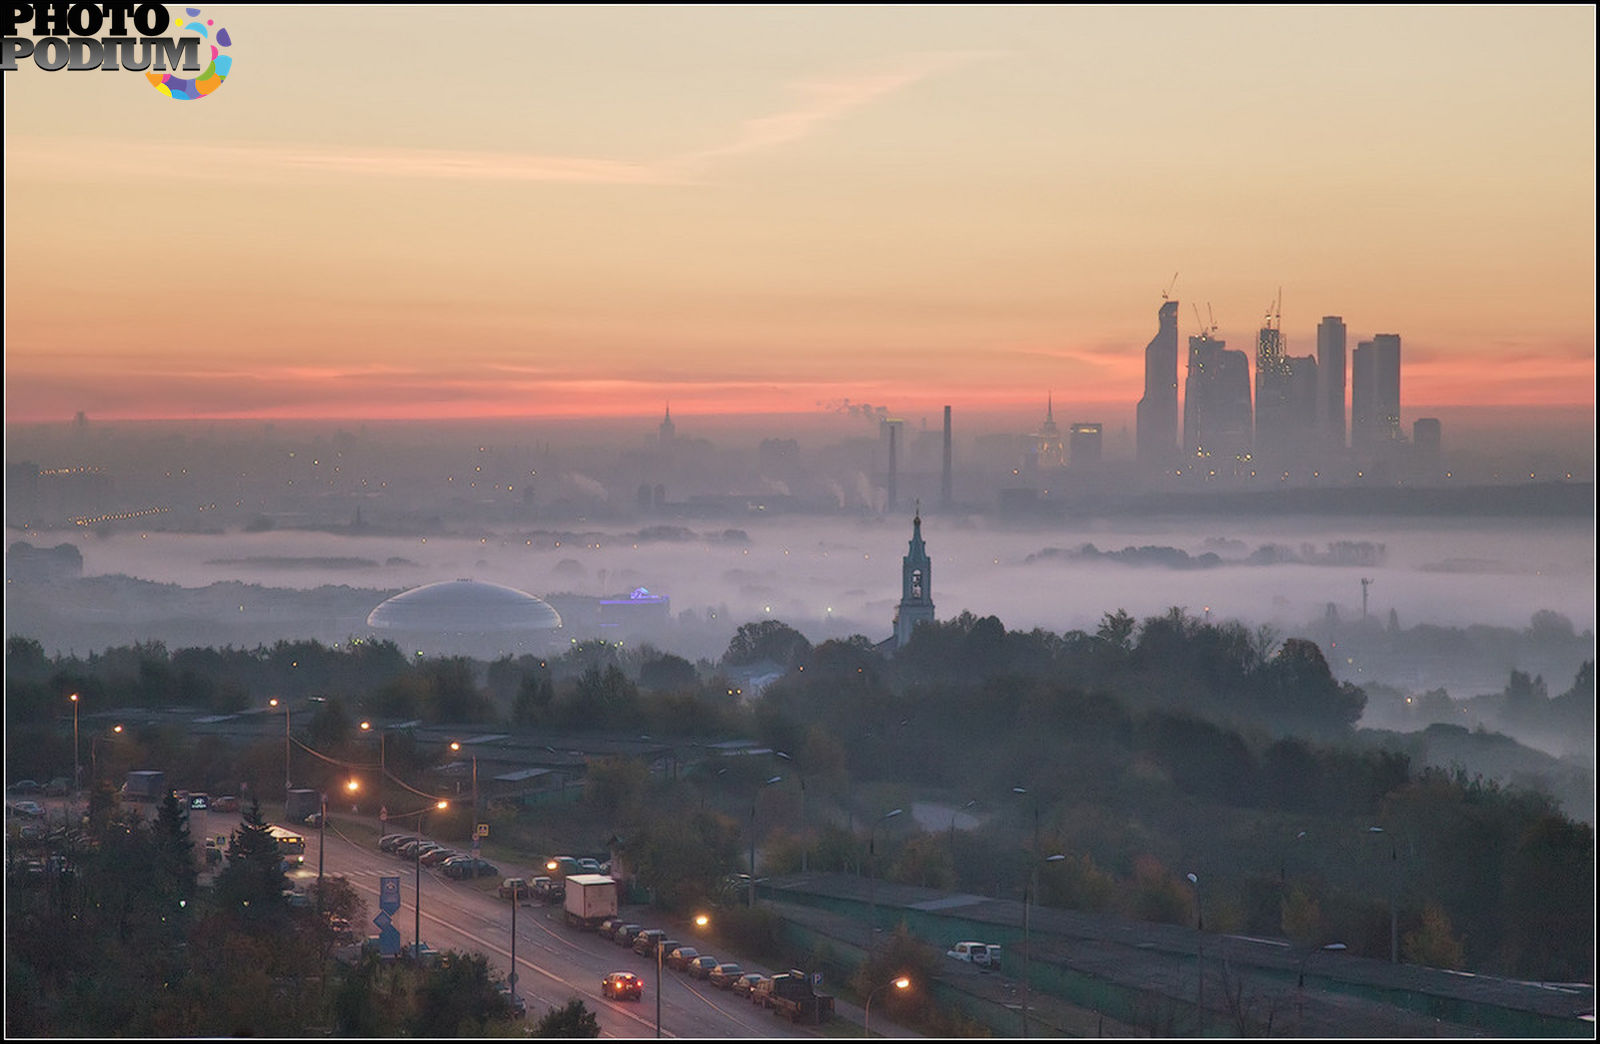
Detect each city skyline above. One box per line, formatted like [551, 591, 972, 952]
[3, 6, 1594, 424]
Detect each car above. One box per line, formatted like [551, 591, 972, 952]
[7, 780, 42, 795]
[708, 962, 744, 988]
[420, 847, 458, 866]
[498, 878, 530, 901]
[8, 800, 46, 819]
[632, 929, 666, 956]
[43, 778, 70, 797]
[400, 840, 441, 861]
[665, 945, 699, 971]
[750, 976, 776, 1007]
[946, 940, 1002, 970]
[443, 857, 498, 880]
[495, 983, 526, 1019]
[212, 795, 240, 812]
[613, 923, 643, 946]
[578, 857, 602, 873]
[380, 834, 417, 853]
[531, 876, 563, 902]
[601, 971, 644, 1002]
[597, 918, 623, 940]
[687, 955, 719, 979]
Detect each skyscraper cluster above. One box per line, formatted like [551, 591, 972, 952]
[1138, 295, 1415, 476]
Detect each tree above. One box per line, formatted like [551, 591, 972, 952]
[1096, 609, 1135, 650]
[723, 619, 812, 668]
[153, 790, 198, 908]
[1402, 902, 1465, 970]
[407, 951, 512, 1036]
[216, 798, 287, 919]
[531, 998, 601, 1038]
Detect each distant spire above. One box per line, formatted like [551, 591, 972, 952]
[1047, 393, 1054, 424]
[914, 498, 921, 524]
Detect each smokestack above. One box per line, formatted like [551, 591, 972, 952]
[941, 405, 952, 508]
[887, 423, 898, 512]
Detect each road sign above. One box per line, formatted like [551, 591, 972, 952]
[379, 875, 402, 915]
[475, 823, 489, 838]
[812, 972, 823, 986]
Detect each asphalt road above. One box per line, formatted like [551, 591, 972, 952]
[309, 816, 823, 1038]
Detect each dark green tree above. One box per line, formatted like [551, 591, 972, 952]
[153, 790, 198, 907]
[531, 998, 601, 1038]
[407, 951, 512, 1036]
[216, 798, 287, 919]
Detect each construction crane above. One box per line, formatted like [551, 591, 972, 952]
[1161, 272, 1179, 301]
[1361, 577, 1374, 620]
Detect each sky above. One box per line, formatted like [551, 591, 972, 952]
[4, 5, 1595, 425]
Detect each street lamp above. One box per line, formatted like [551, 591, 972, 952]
[90, 723, 124, 787]
[450, 741, 480, 852]
[1018, 853, 1066, 1038]
[775, 750, 808, 872]
[391, 799, 448, 957]
[317, 778, 360, 910]
[866, 807, 903, 956]
[748, 774, 783, 907]
[69, 693, 80, 821]
[864, 975, 910, 1038]
[1368, 826, 1399, 963]
[269, 698, 291, 800]
[1296, 942, 1347, 1033]
[1186, 872, 1204, 1033]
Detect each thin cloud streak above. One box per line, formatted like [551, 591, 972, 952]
[8, 51, 997, 186]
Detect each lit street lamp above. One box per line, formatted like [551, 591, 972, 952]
[269, 698, 291, 800]
[450, 741, 480, 852]
[389, 799, 448, 957]
[90, 723, 124, 787]
[318, 778, 360, 910]
[69, 693, 80, 821]
[864, 975, 909, 1038]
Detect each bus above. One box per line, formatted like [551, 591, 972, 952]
[268, 825, 308, 866]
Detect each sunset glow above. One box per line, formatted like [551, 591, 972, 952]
[4, 5, 1594, 424]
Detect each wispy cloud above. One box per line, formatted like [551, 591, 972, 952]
[9, 51, 998, 186]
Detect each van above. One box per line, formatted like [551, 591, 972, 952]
[632, 929, 666, 956]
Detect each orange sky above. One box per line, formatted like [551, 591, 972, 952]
[4, 6, 1595, 425]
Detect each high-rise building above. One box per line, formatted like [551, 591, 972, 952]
[1253, 301, 1318, 459]
[1136, 300, 1180, 467]
[892, 508, 935, 648]
[1034, 396, 1065, 470]
[1069, 423, 1103, 467]
[1352, 334, 1402, 449]
[1413, 417, 1441, 456]
[1183, 330, 1254, 471]
[941, 405, 953, 507]
[658, 405, 675, 444]
[1317, 316, 1347, 449]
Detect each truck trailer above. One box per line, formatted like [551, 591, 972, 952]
[122, 770, 167, 803]
[562, 874, 618, 930]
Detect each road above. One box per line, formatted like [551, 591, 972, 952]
[305, 816, 822, 1038]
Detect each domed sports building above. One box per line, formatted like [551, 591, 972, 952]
[366, 579, 563, 658]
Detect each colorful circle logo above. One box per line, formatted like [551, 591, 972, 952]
[148, 8, 231, 100]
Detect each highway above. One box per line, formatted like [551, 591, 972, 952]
[303, 816, 821, 1038]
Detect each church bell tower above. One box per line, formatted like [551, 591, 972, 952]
[893, 505, 935, 648]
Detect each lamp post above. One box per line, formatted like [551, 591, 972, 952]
[392, 799, 448, 957]
[775, 751, 807, 872]
[69, 692, 80, 820]
[450, 741, 480, 852]
[866, 807, 903, 957]
[269, 698, 291, 800]
[949, 799, 976, 855]
[1018, 853, 1066, 1038]
[1186, 872, 1204, 1032]
[317, 779, 360, 912]
[749, 774, 783, 907]
[1296, 942, 1347, 1033]
[1367, 826, 1399, 963]
[864, 976, 909, 1038]
[90, 723, 124, 787]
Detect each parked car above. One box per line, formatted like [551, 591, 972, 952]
[613, 923, 643, 946]
[7, 780, 42, 795]
[495, 982, 526, 1019]
[751, 976, 777, 1007]
[443, 857, 497, 880]
[665, 945, 699, 971]
[578, 857, 602, 873]
[655, 939, 683, 964]
[731, 972, 765, 998]
[212, 795, 240, 812]
[632, 929, 666, 956]
[43, 778, 70, 797]
[8, 800, 45, 819]
[946, 940, 1002, 970]
[597, 918, 623, 940]
[379, 834, 416, 853]
[531, 876, 563, 902]
[498, 878, 530, 901]
[601, 971, 644, 1001]
[687, 955, 719, 979]
[419, 847, 458, 867]
[708, 962, 744, 988]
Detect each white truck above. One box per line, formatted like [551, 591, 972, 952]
[562, 874, 618, 930]
[946, 940, 1002, 970]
